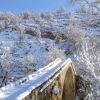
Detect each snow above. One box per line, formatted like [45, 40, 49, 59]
[53, 86, 60, 95]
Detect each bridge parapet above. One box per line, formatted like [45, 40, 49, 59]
[0, 58, 76, 100]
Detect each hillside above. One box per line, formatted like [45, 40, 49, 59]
[0, 11, 100, 99]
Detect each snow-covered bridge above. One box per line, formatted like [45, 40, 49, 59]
[0, 58, 76, 100]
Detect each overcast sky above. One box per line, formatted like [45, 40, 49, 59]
[0, 0, 76, 14]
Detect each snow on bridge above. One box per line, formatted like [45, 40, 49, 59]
[0, 58, 76, 100]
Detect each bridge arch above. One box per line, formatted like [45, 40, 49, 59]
[62, 64, 76, 100]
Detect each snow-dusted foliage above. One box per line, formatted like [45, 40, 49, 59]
[0, 46, 13, 87]
[74, 35, 100, 99]
[0, 20, 6, 32]
[63, 23, 85, 43]
[43, 45, 65, 66]
[31, 13, 41, 21]
[0, 12, 19, 30]
[19, 12, 29, 20]
[17, 24, 26, 45]
[56, 7, 66, 14]
[75, 36, 99, 78]
[23, 52, 36, 75]
[72, 0, 100, 15]
[34, 28, 42, 43]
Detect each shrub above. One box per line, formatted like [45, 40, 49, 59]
[57, 7, 65, 14]
[0, 46, 12, 87]
[31, 13, 41, 21]
[0, 20, 6, 31]
[43, 45, 65, 66]
[75, 37, 99, 77]
[34, 28, 42, 43]
[74, 36, 100, 99]
[23, 53, 36, 75]
[19, 12, 29, 20]
[0, 12, 19, 30]
[63, 23, 85, 43]
[16, 24, 26, 45]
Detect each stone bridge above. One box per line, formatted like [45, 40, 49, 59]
[0, 58, 76, 100]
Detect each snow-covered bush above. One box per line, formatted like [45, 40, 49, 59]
[0, 12, 19, 29]
[19, 12, 29, 20]
[17, 24, 26, 45]
[56, 7, 65, 14]
[0, 46, 12, 87]
[73, 0, 100, 15]
[44, 45, 65, 66]
[34, 29, 42, 43]
[63, 23, 85, 43]
[23, 53, 36, 75]
[41, 12, 54, 21]
[86, 15, 100, 27]
[0, 20, 6, 32]
[31, 13, 42, 21]
[74, 36, 100, 99]
[75, 37, 98, 77]
[41, 12, 54, 28]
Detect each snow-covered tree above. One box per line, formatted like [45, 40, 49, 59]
[17, 24, 26, 45]
[75, 37, 100, 80]
[74, 36, 100, 99]
[34, 28, 42, 43]
[31, 13, 42, 22]
[23, 52, 35, 75]
[71, 0, 100, 14]
[0, 12, 19, 30]
[56, 7, 65, 14]
[0, 20, 6, 32]
[0, 46, 12, 87]
[44, 45, 65, 66]
[41, 12, 54, 21]
[63, 23, 85, 43]
[19, 12, 29, 19]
